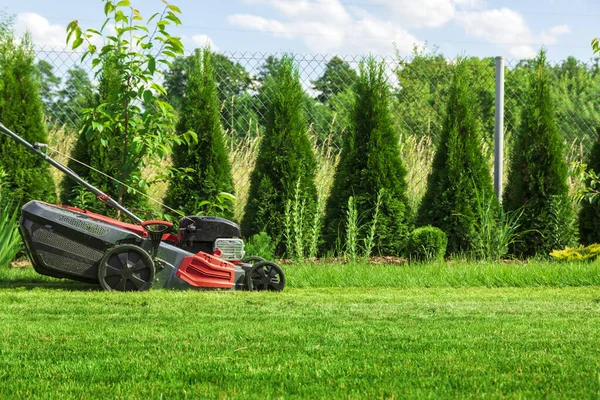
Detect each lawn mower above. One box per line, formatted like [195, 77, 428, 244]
[0, 122, 285, 292]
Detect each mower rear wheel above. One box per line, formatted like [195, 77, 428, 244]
[246, 261, 285, 291]
[98, 244, 155, 292]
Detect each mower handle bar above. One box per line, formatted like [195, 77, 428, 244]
[0, 122, 143, 225]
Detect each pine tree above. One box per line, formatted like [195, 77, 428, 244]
[579, 128, 600, 245]
[60, 56, 147, 215]
[322, 57, 412, 256]
[241, 55, 317, 255]
[164, 48, 235, 218]
[503, 49, 576, 256]
[0, 29, 55, 205]
[416, 59, 499, 256]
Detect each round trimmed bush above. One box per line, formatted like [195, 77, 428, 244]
[406, 226, 448, 262]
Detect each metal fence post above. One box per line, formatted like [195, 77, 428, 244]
[494, 56, 505, 203]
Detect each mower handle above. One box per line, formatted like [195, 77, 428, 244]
[141, 220, 173, 234]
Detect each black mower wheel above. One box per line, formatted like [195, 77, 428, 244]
[98, 244, 155, 292]
[245, 261, 285, 292]
[241, 256, 265, 264]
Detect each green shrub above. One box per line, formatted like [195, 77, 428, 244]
[579, 128, 600, 245]
[164, 48, 235, 219]
[0, 167, 21, 268]
[241, 55, 317, 256]
[244, 232, 276, 261]
[60, 56, 148, 215]
[550, 244, 600, 261]
[0, 24, 56, 204]
[503, 50, 577, 257]
[406, 226, 448, 262]
[322, 57, 412, 256]
[416, 59, 499, 256]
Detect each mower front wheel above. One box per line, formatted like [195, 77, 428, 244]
[98, 244, 155, 292]
[245, 261, 285, 292]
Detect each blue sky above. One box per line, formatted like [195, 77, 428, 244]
[2, 0, 599, 61]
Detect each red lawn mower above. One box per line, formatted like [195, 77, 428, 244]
[0, 122, 285, 292]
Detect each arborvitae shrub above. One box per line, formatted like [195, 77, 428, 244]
[406, 226, 447, 262]
[164, 48, 235, 218]
[322, 57, 412, 256]
[0, 30, 55, 204]
[503, 50, 576, 257]
[579, 128, 600, 245]
[60, 57, 147, 215]
[416, 59, 499, 256]
[241, 55, 317, 255]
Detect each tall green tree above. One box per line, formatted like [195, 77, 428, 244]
[322, 57, 412, 256]
[503, 50, 576, 256]
[241, 55, 317, 255]
[313, 56, 358, 103]
[52, 66, 94, 127]
[579, 129, 600, 245]
[416, 59, 498, 256]
[0, 26, 56, 204]
[165, 48, 235, 218]
[35, 60, 60, 117]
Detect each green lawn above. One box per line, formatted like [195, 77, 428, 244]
[0, 262, 599, 398]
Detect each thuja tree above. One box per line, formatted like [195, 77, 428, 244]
[241, 55, 317, 255]
[61, 57, 147, 213]
[0, 23, 56, 204]
[322, 57, 412, 256]
[416, 59, 498, 256]
[503, 50, 576, 256]
[165, 48, 235, 218]
[66, 0, 188, 219]
[579, 131, 600, 244]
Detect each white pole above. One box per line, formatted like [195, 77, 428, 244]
[495, 56, 505, 203]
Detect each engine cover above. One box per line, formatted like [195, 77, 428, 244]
[178, 216, 242, 257]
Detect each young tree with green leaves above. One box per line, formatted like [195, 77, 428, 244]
[322, 57, 412, 256]
[503, 50, 576, 256]
[66, 0, 187, 219]
[0, 24, 56, 204]
[416, 59, 499, 256]
[164, 48, 235, 218]
[60, 56, 148, 213]
[241, 55, 317, 255]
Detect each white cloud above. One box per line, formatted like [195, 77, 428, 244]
[15, 12, 67, 48]
[190, 34, 219, 50]
[456, 8, 570, 58]
[229, 1, 423, 54]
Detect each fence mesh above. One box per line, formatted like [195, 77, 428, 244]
[34, 46, 599, 218]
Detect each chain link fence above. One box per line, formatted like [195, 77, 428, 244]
[35, 46, 599, 218]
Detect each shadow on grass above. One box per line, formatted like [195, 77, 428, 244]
[0, 267, 100, 291]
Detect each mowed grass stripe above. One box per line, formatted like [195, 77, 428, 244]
[3, 260, 600, 290]
[0, 287, 599, 398]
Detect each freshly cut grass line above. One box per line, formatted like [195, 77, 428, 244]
[0, 286, 599, 398]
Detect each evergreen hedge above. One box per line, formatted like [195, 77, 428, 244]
[165, 48, 235, 218]
[503, 50, 576, 256]
[60, 57, 147, 215]
[416, 59, 499, 256]
[0, 29, 55, 204]
[578, 128, 600, 245]
[322, 57, 412, 256]
[241, 55, 317, 255]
